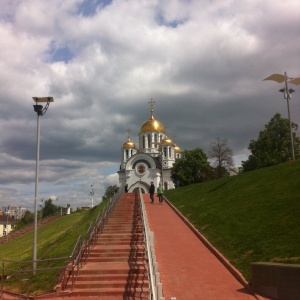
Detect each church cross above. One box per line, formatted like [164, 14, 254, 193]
[149, 98, 155, 118]
[127, 128, 131, 140]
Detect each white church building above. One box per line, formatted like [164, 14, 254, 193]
[117, 100, 182, 193]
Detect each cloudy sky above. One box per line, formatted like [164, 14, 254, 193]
[1, 0, 300, 210]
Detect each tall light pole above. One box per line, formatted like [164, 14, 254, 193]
[89, 185, 95, 208]
[32, 96, 54, 274]
[263, 72, 300, 161]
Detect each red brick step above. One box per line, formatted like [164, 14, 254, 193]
[68, 193, 149, 298]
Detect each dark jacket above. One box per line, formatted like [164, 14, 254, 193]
[149, 184, 155, 195]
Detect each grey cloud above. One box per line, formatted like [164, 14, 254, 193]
[1, 0, 299, 209]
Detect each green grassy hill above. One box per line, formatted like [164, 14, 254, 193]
[165, 159, 300, 282]
[1, 161, 299, 292]
[0, 202, 106, 293]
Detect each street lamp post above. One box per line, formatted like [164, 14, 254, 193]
[280, 75, 295, 161]
[89, 185, 95, 208]
[32, 97, 54, 274]
[263, 72, 300, 161]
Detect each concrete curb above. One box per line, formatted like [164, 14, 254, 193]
[164, 197, 266, 300]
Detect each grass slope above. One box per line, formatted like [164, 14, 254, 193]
[0, 202, 106, 294]
[165, 160, 300, 282]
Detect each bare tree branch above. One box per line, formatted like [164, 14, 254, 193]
[209, 138, 234, 177]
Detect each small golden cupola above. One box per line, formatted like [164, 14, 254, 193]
[174, 144, 181, 153]
[121, 129, 137, 169]
[160, 135, 176, 167]
[122, 128, 136, 149]
[161, 136, 174, 146]
[172, 136, 182, 159]
[123, 138, 136, 149]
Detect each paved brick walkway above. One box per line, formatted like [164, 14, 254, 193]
[143, 193, 265, 300]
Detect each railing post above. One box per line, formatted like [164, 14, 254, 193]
[153, 261, 157, 275]
[1, 260, 3, 296]
[155, 272, 160, 286]
[150, 231, 154, 246]
[157, 282, 163, 299]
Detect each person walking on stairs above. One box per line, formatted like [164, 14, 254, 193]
[157, 184, 164, 204]
[149, 182, 155, 203]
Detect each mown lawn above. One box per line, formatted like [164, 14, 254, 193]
[0, 201, 107, 294]
[165, 160, 300, 282]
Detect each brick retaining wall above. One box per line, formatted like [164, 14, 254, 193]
[251, 262, 300, 300]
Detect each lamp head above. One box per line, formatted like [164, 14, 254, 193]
[289, 89, 295, 94]
[32, 97, 54, 103]
[32, 97, 54, 116]
[33, 104, 44, 115]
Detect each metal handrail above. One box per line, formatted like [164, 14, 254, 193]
[62, 188, 123, 292]
[0, 186, 123, 298]
[1, 257, 71, 298]
[70, 236, 82, 259]
[138, 189, 157, 300]
[138, 189, 175, 300]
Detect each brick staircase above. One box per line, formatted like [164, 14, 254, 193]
[69, 193, 149, 299]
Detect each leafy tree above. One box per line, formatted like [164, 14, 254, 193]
[13, 210, 34, 230]
[23, 210, 35, 223]
[102, 185, 118, 201]
[242, 113, 300, 172]
[171, 147, 213, 187]
[42, 199, 59, 218]
[209, 138, 234, 178]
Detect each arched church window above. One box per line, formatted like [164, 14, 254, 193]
[148, 134, 151, 148]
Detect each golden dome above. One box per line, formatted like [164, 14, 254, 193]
[123, 139, 136, 148]
[161, 136, 174, 145]
[174, 144, 181, 153]
[140, 116, 165, 133]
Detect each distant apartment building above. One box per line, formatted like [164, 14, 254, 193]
[0, 215, 13, 237]
[0, 206, 27, 237]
